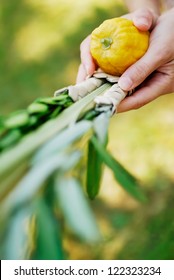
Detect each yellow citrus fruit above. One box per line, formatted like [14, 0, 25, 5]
[90, 17, 149, 76]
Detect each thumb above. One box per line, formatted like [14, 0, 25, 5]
[118, 47, 161, 91]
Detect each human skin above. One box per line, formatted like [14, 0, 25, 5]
[76, 6, 174, 113]
[124, 0, 160, 15]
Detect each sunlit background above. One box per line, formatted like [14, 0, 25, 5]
[1, 0, 174, 259]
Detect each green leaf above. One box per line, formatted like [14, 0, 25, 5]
[93, 111, 111, 146]
[86, 140, 103, 199]
[33, 120, 92, 163]
[81, 109, 100, 121]
[0, 83, 111, 178]
[4, 110, 29, 129]
[0, 160, 28, 203]
[27, 103, 49, 114]
[55, 176, 101, 242]
[4, 207, 33, 259]
[4, 151, 81, 211]
[0, 130, 22, 151]
[86, 113, 110, 199]
[91, 136, 148, 203]
[32, 198, 64, 260]
[49, 106, 62, 118]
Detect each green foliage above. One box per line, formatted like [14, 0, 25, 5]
[3, 206, 34, 259]
[87, 112, 109, 199]
[0, 91, 72, 153]
[87, 140, 104, 199]
[0, 83, 148, 259]
[55, 176, 101, 242]
[91, 136, 147, 203]
[32, 197, 64, 260]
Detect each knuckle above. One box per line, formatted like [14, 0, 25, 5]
[157, 46, 171, 62]
[135, 7, 153, 19]
[133, 98, 144, 110]
[132, 61, 150, 81]
[143, 8, 153, 19]
[134, 102, 143, 110]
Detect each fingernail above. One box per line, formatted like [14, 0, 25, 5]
[118, 77, 133, 91]
[137, 18, 149, 28]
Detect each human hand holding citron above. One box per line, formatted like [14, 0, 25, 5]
[90, 17, 149, 76]
[76, 8, 154, 84]
[77, 8, 174, 113]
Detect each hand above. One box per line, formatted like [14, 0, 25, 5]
[76, 8, 157, 83]
[118, 8, 174, 112]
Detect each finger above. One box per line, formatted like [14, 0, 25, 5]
[122, 8, 158, 31]
[117, 73, 169, 113]
[76, 64, 87, 83]
[80, 35, 96, 76]
[118, 44, 164, 91]
[132, 8, 157, 31]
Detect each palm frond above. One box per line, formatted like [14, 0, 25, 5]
[0, 81, 147, 259]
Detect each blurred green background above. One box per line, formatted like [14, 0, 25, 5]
[1, 0, 174, 259]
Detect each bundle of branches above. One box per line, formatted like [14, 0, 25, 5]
[0, 75, 147, 260]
